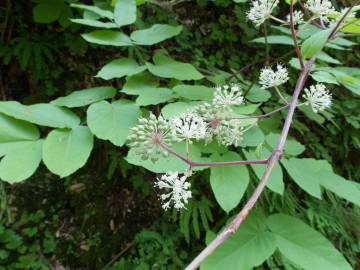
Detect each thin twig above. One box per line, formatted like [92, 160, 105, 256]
[158, 142, 268, 167]
[290, 0, 305, 69]
[228, 104, 289, 120]
[101, 243, 132, 270]
[328, 0, 360, 41]
[227, 50, 294, 82]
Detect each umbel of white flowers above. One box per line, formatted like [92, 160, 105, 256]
[305, 0, 335, 17]
[259, 64, 289, 89]
[213, 84, 244, 107]
[127, 84, 246, 209]
[247, 0, 335, 26]
[155, 171, 192, 210]
[247, 0, 279, 26]
[286, 10, 304, 26]
[303, 83, 332, 113]
[171, 112, 207, 143]
[127, 83, 246, 162]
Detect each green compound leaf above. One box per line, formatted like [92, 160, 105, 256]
[114, 0, 136, 27]
[240, 126, 265, 147]
[70, 3, 114, 20]
[0, 101, 80, 128]
[122, 72, 174, 105]
[147, 52, 203, 81]
[244, 150, 284, 195]
[342, 19, 360, 33]
[173, 85, 215, 101]
[268, 214, 352, 270]
[265, 133, 305, 156]
[33, 0, 64, 23]
[51, 87, 116, 108]
[246, 84, 271, 102]
[43, 126, 93, 178]
[0, 140, 43, 184]
[133, 88, 174, 106]
[161, 101, 202, 119]
[282, 158, 360, 206]
[252, 35, 294, 45]
[210, 151, 249, 213]
[96, 58, 146, 80]
[87, 100, 141, 146]
[70, 19, 118, 29]
[0, 113, 40, 142]
[281, 158, 322, 198]
[82, 30, 132, 46]
[311, 71, 339, 85]
[201, 211, 276, 270]
[301, 29, 331, 59]
[131, 24, 182, 45]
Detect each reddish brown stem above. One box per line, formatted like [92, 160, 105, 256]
[228, 104, 289, 120]
[290, 0, 305, 69]
[159, 142, 268, 167]
[328, 0, 360, 41]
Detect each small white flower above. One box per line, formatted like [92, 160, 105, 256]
[305, 0, 335, 17]
[286, 10, 304, 26]
[213, 84, 244, 107]
[127, 113, 180, 162]
[171, 112, 207, 142]
[259, 64, 289, 89]
[155, 171, 192, 210]
[303, 83, 332, 113]
[247, 0, 279, 27]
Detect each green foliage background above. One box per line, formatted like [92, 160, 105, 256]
[0, 0, 359, 269]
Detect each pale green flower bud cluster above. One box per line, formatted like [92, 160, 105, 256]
[212, 119, 245, 147]
[127, 113, 180, 162]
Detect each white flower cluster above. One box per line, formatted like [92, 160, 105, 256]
[259, 64, 289, 89]
[213, 84, 244, 107]
[128, 84, 249, 210]
[171, 112, 207, 143]
[286, 10, 304, 26]
[303, 83, 332, 113]
[305, 0, 335, 17]
[155, 171, 192, 210]
[247, 0, 279, 27]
